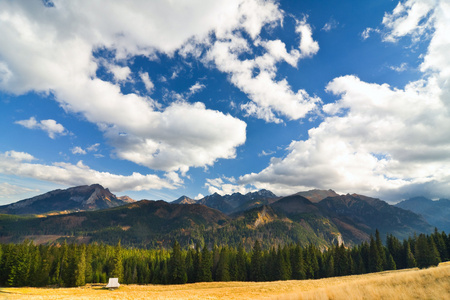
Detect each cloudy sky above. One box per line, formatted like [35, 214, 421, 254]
[1, 0, 449, 204]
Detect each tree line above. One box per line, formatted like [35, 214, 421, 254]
[0, 229, 448, 287]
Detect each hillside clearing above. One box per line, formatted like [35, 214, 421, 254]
[1, 262, 449, 300]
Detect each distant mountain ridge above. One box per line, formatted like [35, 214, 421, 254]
[0, 184, 135, 215]
[173, 189, 279, 214]
[0, 186, 436, 249]
[395, 196, 450, 232]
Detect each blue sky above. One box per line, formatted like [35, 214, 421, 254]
[1, 0, 449, 204]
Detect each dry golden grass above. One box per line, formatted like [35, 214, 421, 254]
[1, 262, 449, 300]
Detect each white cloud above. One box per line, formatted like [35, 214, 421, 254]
[71, 146, 87, 155]
[0, 182, 39, 199]
[4, 150, 36, 162]
[139, 72, 154, 93]
[205, 176, 255, 195]
[15, 117, 67, 139]
[382, 0, 436, 42]
[188, 82, 206, 95]
[389, 62, 408, 72]
[71, 143, 100, 155]
[0, 0, 256, 175]
[105, 101, 246, 174]
[361, 27, 380, 40]
[296, 16, 320, 58]
[322, 18, 338, 32]
[205, 17, 321, 123]
[194, 193, 204, 200]
[107, 63, 131, 82]
[240, 0, 450, 201]
[86, 143, 100, 152]
[0, 151, 181, 193]
[258, 149, 276, 157]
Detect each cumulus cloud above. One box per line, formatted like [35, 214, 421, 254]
[382, 0, 435, 42]
[0, 182, 39, 199]
[188, 82, 206, 95]
[71, 146, 87, 155]
[15, 117, 67, 139]
[0, 0, 253, 176]
[139, 72, 154, 93]
[0, 151, 181, 193]
[71, 143, 100, 155]
[296, 16, 320, 58]
[205, 176, 255, 195]
[361, 27, 380, 40]
[205, 13, 321, 123]
[389, 62, 408, 72]
[105, 101, 246, 174]
[240, 0, 450, 201]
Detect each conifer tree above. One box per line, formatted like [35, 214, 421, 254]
[198, 245, 212, 282]
[75, 245, 86, 286]
[375, 229, 387, 269]
[404, 241, 416, 268]
[169, 240, 187, 284]
[386, 253, 396, 270]
[432, 229, 448, 261]
[236, 243, 247, 281]
[110, 241, 124, 282]
[215, 247, 230, 281]
[369, 235, 383, 272]
[275, 246, 289, 280]
[192, 244, 201, 282]
[250, 240, 264, 281]
[84, 245, 93, 284]
[291, 244, 305, 280]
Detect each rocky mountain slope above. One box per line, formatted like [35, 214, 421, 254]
[0, 186, 435, 249]
[395, 197, 450, 232]
[0, 184, 134, 215]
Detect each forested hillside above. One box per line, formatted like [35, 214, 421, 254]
[0, 230, 448, 287]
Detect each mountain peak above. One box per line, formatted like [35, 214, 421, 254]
[0, 184, 132, 215]
[172, 195, 196, 204]
[295, 189, 340, 203]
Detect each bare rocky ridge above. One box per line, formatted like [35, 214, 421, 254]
[0, 184, 135, 215]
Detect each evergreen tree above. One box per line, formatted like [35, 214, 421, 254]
[215, 247, 230, 281]
[169, 241, 187, 284]
[198, 245, 212, 282]
[250, 240, 264, 281]
[85, 245, 93, 284]
[290, 244, 305, 280]
[375, 229, 387, 269]
[369, 235, 383, 272]
[75, 245, 86, 286]
[185, 249, 195, 283]
[386, 253, 396, 270]
[355, 251, 366, 274]
[192, 244, 201, 282]
[275, 246, 289, 280]
[236, 243, 247, 281]
[432, 229, 448, 261]
[326, 254, 335, 278]
[404, 241, 416, 268]
[110, 241, 124, 282]
[415, 234, 440, 268]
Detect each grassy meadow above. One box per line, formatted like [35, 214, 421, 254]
[1, 262, 449, 300]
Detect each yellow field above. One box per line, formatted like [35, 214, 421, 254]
[1, 262, 449, 300]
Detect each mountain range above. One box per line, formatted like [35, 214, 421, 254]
[0, 184, 443, 249]
[395, 197, 450, 232]
[0, 184, 134, 215]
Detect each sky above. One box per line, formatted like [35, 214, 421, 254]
[1, 0, 449, 205]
